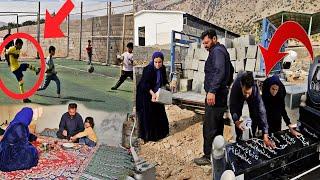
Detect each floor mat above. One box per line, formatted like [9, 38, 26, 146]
[80, 145, 135, 180]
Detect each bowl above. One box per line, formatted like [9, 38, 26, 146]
[62, 143, 74, 149]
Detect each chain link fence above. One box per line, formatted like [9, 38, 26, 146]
[0, 1, 133, 64]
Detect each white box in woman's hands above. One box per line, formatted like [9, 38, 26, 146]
[155, 88, 172, 105]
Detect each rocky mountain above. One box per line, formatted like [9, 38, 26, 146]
[0, 21, 7, 28]
[134, 0, 320, 35]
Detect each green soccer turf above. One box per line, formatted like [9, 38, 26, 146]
[0, 59, 133, 113]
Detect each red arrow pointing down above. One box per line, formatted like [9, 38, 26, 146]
[44, 0, 74, 38]
[259, 21, 314, 76]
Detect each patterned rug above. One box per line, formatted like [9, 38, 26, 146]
[0, 136, 97, 180]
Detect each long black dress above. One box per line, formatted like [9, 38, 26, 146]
[136, 64, 169, 142]
[262, 76, 291, 133]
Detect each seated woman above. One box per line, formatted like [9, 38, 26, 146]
[262, 75, 301, 136]
[136, 51, 173, 142]
[0, 107, 39, 172]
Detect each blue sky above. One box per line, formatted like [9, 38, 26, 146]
[0, 0, 130, 23]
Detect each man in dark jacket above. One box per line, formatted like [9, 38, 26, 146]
[194, 29, 232, 166]
[229, 72, 275, 148]
[57, 103, 84, 141]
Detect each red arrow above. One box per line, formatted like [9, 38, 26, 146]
[44, 0, 74, 38]
[259, 21, 314, 75]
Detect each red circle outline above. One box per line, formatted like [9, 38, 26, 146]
[0, 33, 45, 100]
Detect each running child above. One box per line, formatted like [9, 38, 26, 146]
[37, 46, 61, 98]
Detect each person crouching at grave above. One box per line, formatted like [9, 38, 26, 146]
[262, 75, 301, 136]
[70, 117, 97, 147]
[229, 72, 275, 148]
[0, 108, 39, 172]
[136, 52, 175, 142]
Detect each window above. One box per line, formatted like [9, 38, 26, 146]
[138, 26, 145, 46]
[183, 17, 187, 25]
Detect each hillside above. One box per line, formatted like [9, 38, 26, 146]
[0, 21, 7, 28]
[134, 0, 320, 35]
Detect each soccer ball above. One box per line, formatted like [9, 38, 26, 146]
[87, 65, 94, 73]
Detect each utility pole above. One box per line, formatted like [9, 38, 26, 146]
[79, 1, 83, 61]
[106, 1, 111, 65]
[37, 1, 40, 59]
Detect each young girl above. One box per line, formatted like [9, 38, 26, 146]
[70, 117, 97, 147]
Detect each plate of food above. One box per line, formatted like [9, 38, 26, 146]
[62, 143, 75, 149]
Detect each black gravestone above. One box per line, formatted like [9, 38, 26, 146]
[298, 57, 320, 137]
[225, 129, 319, 180]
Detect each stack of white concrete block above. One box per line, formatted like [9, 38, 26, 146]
[182, 42, 208, 94]
[228, 35, 261, 73]
[180, 35, 261, 94]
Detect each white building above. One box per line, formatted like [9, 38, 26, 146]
[134, 10, 239, 46]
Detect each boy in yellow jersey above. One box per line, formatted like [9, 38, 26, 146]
[8, 38, 40, 103]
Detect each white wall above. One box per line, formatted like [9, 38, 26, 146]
[134, 12, 184, 46]
[0, 103, 127, 146]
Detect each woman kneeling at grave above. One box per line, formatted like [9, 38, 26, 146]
[136, 51, 174, 142]
[262, 75, 301, 136]
[0, 107, 39, 172]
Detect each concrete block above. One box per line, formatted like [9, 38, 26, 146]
[245, 58, 256, 72]
[185, 57, 193, 69]
[198, 61, 206, 72]
[179, 79, 193, 92]
[255, 50, 262, 72]
[201, 84, 206, 95]
[236, 59, 245, 72]
[232, 38, 240, 47]
[188, 70, 195, 79]
[195, 48, 209, 61]
[192, 76, 199, 91]
[233, 35, 255, 47]
[241, 35, 255, 46]
[187, 48, 195, 59]
[220, 38, 233, 48]
[199, 72, 205, 82]
[227, 48, 237, 60]
[156, 88, 172, 105]
[192, 59, 199, 70]
[189, 42, 200, 50]
[236, 47, 246, 60]
[231, 60, 236, 72]
[192, 72, 203, 93]
[246, 45, 258, 59]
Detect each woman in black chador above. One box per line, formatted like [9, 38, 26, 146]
[262, 75, 300, 136]
[136, 51, 170, 142]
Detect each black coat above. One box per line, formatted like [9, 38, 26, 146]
[136, 64, 169, 141]
[262, 77, 291, 133]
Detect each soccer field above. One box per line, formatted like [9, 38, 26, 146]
[0, 59, 134, 113]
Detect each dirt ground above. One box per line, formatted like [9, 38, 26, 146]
[138, 105, 211, 180]
[138, 104, 300, 180]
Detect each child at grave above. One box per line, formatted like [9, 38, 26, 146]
[86, 40, 93, 65]
[37, 46, 61, 98]
[8, 38, 41, 103]
[111, 42, 134, 90]
[70, 117, 97, 147]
